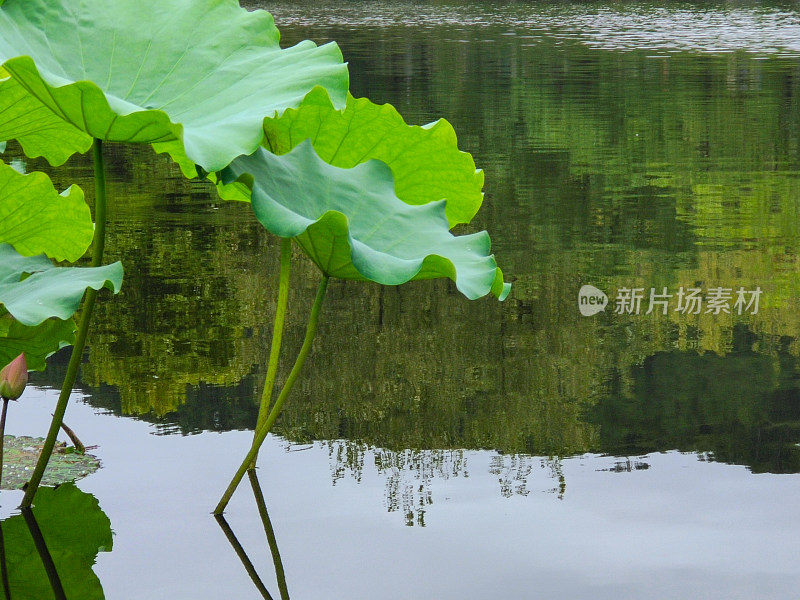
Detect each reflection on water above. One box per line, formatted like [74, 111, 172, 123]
[0, 483, 111, 599]
[20, 0, 800, 500]
[7, 392, 800, 598]
[327, 443, 569, 525]
[593, 344, 800, 472]
[24, 0, 800, 477]
[215, 471, 290, 600]
[325, 440, 570, 525]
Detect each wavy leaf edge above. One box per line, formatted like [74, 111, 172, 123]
[223, 141, 510, 301]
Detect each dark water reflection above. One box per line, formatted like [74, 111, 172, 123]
[20, 1, 800, 480]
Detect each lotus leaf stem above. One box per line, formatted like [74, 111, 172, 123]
[58, 419, 85, 454]
[20, 138, 108, 509]
[215, 273, 329, 515]
[251, 237, 292, 468]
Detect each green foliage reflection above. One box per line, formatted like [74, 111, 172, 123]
[18, 5, 800, 482]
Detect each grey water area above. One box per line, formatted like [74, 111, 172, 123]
[4, 0, 800, 597]
[5, 388, 798, 600]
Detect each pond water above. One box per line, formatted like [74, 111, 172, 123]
[3, 0, 800, 598]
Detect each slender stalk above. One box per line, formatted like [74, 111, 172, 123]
[57, 420, 85, 454]
[249, 470, 290, 600]
[214, 275, 329, 515]
[0, 399, 9, 490]
[20, 138, 108, 509]
[91, 139, 109, 263]
[251, 238, 292, 467]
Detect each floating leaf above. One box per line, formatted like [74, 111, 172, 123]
[0, 244, 123, 326]
[263, 89, 484, 227]
[0, 0, 348, 171]
[223, 142, 510, 300]
[0, 436, 100, 490]
[0, 160, 93, 262]
[0, 482, 111, 599]
[0, 312, 74, 371]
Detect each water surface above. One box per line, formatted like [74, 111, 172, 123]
[4, 1, 800, 598]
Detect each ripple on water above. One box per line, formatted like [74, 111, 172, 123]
[258, 1, 800, 57]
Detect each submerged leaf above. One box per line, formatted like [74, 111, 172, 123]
[0, 0, 348, 171]
[0, 160, 93, 262]
[263, 89, 484, 227]
[0, 244, 123, 326]
[223, 142, 510, 300]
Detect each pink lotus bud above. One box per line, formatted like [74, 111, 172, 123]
[0, 353, 28, 400]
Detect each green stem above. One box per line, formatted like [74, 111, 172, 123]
[251, 238, 292, 467]
[91, 139, 109, 264]
[0, 399, 8, 490]
[20, 138, 108, 509]
[214, 274, 329, 515]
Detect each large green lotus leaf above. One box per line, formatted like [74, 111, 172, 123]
[0, 311, 74, 371]
[0, 482, 111, 600]
[223, 141, 510, 300]
[0, 160, 93, 262]
[0, 0, 348, 171]
[0, 244, 123, 326]
[0, 75, 92, 166]
[262, 88, 484, 227]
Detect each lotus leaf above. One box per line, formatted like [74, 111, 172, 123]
[0, 0, 348, 171]
[222, 141, 510, 300]
[0, 76, 92, 166]
[0, 482, 111, 600]
[0, 244, 123, 326]
[0, 435, 100, 490]
[0, 313, 74, 371]
[263, 89, 484, 227]
[0, 160, 93, 262]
